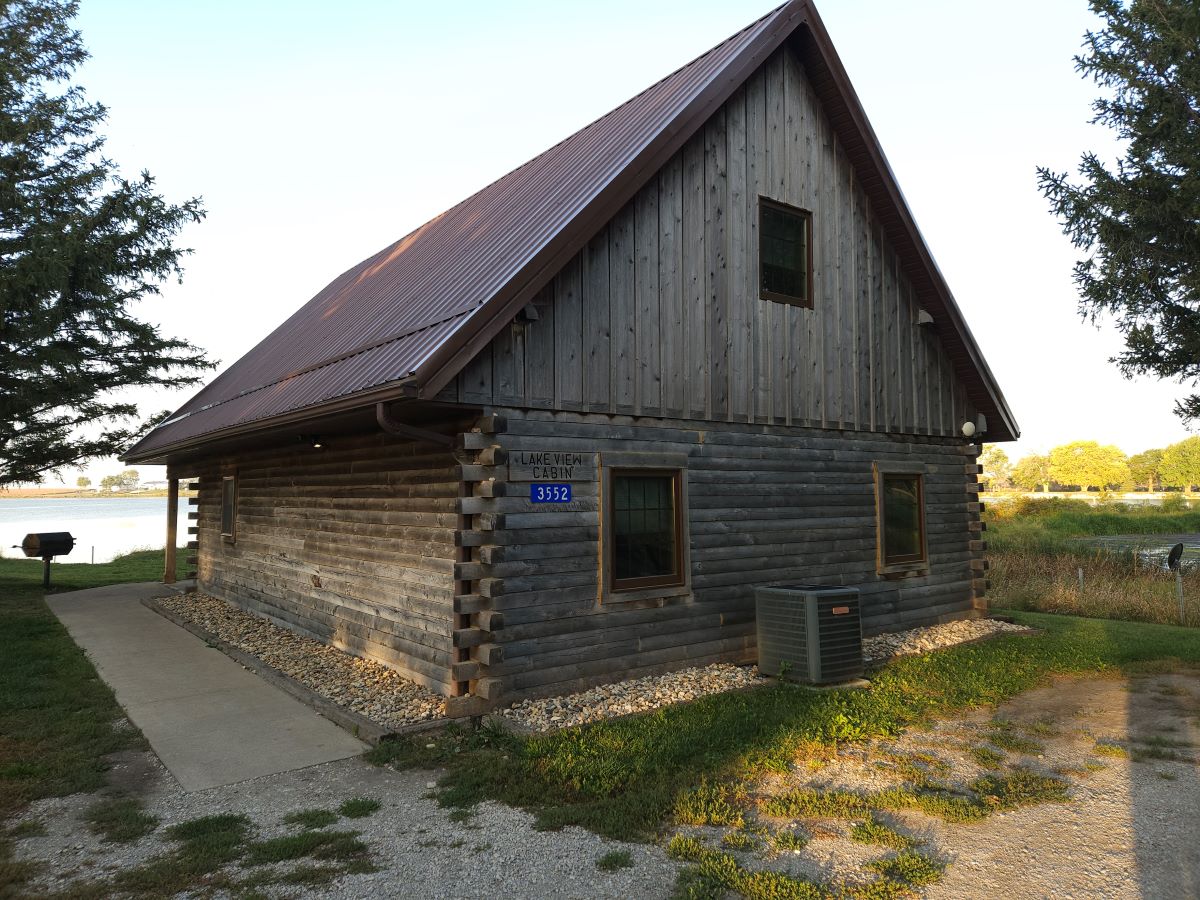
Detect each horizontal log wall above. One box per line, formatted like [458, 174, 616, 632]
[438, 45, 978, 437]
[192, 429, 464, 695]
[468, 409, 979, 701]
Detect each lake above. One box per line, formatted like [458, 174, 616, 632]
[0, 497, 188, 564]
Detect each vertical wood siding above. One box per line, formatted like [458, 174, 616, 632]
[193, 431, 462, 694]
[444, 46, 978, 436]
[465, 410, 980, 701]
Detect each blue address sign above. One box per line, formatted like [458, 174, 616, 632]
[530, 483, 572, 503]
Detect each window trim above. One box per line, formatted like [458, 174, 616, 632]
[758, 196, 814, 309]
[873, 462, 928, 576]
[220, 473, 238, 542]
[608, 468, 686, 593]
[599, 452, 692, 604]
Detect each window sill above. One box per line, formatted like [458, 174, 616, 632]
[602, 583, 691, 607]
[879, 564, 929, 579]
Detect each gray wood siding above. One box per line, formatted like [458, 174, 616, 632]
[443, 46, 977, 436]
[462, 409, 982, 701]
[192, 431, 462, 694]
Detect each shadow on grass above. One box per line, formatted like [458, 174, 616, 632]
[371, 612, 1200, 842]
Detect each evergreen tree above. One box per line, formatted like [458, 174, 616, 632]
[1038, 1, 1200, 422]
[0, 0, 211, 485]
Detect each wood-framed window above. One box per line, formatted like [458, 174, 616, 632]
[874, 463, 927, 575]
[759, 196, 813, 308]
[220, 474, 238, 541]
[610, 469, 685, 591]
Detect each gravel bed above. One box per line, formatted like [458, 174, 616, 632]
[863, 616, 1032, 662]
[157, 593, 445, 729]
[500, 619, 1031, 733]
[499, 663, 764, 732]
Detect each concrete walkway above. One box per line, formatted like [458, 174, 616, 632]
[48, 583, 366, 791]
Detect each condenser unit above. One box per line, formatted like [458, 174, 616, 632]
[754, 585, 864, 684]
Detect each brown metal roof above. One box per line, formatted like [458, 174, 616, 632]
[126, 0, 1016, 462]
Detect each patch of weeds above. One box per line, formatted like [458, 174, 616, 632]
[1085, 761, 1107, 772]
[1024, 719, 1061, 737]
[969, 746, 1006, 769]
[449, 838, 467, 849]
[84, 795, 159, 843]
[763, 767, 1068, 827]
[1130, 745, 1185, 763]
[987, 722, 1044, 755]
[417, 838, 440, 848]
[339, 797, 381, 818]
[242, 830, 368, 866]
[283, 808, 339, 829]
[772, 829, 808, 852]
[596, 849, 634, 871]
[1094, 741, 1129, 758]
[866, 850, 946, 887]
[667, 835, 827, 899]
[720, 830, 758, 851]
[674, 779, 746, 827]
[1139, 735, 1194, 749]
[1157, 771, 1179, 780]
[1154, 684, 1187, 696]
[447, 806, 476, 824]
[473, 843, 492, 852]
[106, 814, 253, 897]
[8, 820, 47, 839]
[850, 818, 917, 849]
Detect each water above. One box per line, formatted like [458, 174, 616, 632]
[0, 497, 188, 564]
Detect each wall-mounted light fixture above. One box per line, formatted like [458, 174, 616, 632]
[298, 434, 324, 449]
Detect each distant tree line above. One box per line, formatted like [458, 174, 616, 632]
[980, 437, 1200, 493]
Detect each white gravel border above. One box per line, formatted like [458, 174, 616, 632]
[157, 593, 445, 730]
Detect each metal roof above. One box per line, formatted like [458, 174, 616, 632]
[126, 0, 1016, 462]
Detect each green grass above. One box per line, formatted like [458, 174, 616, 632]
[984, 496, 1200, 547]
[865, 850, 945, 887]
[338, 797, 381, 819]
[0, 549, 175, 896]
[986, 723, 1044, 755]
[368, 611, 1199, 842]
[772, 829, 808, 852]
[720, 830, 758, 851]
[1094, 741, 1129, 758]
[969, 746, 1006, 769]
[84, 795, 159, 843]
[596, 849, 634, 871]
[850, 818, 917, 849]
[283, 808, 339, 829]
[241, 829, 369, 866]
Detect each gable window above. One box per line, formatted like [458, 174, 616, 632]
[874, 465, 927, 574]
[610, 469, 685, 592]
[759, 197, 813, 307]
[221, 474, 238, 541]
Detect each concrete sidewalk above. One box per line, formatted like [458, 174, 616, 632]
[48, 583, 366, 791]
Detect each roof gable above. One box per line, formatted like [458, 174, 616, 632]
[127, 0, 1015, 462]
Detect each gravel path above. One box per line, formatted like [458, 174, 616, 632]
[11, 750, 680, 899]
[157, 593, 445, 730]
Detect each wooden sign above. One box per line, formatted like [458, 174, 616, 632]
[508, 450, 597, 482]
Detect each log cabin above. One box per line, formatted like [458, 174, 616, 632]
[124, 0, 1017, 714]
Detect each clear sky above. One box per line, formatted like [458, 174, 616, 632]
[42, 0, 1194, 485]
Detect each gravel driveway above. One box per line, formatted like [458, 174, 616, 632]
[13, 748, 679, 899]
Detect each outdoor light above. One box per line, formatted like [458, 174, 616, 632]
[961, 421, 976, 438]
[298, 434, 324, 449]
[311, 437, 323, 449]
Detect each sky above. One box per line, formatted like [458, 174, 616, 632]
[34, 0, 1196, 485]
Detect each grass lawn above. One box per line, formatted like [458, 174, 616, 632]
[370, 611, 1200, 847]
[0, 548, 173, 895]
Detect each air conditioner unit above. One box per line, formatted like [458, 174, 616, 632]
[754, 585, 864, 684]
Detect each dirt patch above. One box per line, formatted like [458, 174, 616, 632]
[680, 673, 1200, 899]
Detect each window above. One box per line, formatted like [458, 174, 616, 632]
[875, 468, 927, 573]
[609, 469, 685, 592]
[759, 197, 813, 307]
[221, 475, 237, 540]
